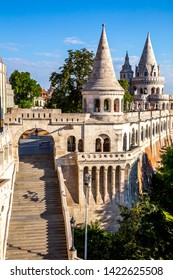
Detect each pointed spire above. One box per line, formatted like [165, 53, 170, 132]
[84, 24, 123, 91]
[138, 32, 157, 67]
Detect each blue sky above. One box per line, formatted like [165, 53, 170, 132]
[0, 0, 173, 93]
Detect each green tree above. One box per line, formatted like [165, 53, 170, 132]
[151, 146, 173, 212]
[119, 79, 133, 111]
[9, 70, 41, 108]
[48, 48, 94, 112]
[113, 195, 172, 260]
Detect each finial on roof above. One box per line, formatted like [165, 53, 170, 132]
[102, 23, 105, 28]
[147, 32, 150, 38]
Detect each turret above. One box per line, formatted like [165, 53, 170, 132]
[132, 33, 164, 101]
[82, 24, 124, 120]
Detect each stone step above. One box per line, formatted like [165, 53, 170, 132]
[6, 154, 68, 260]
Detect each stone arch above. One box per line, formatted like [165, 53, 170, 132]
[103, 137, 110, 152]
[156, 87, 160, 94]
[151, 87, 155, 94]
[78, 139, 83, 152]
[131, 128, 135, 145]
[67, 135, 76, 152]
[104, 99, 110, 112]
[95, 138, 102, 152]
[94, 98, 100, 112]
[141, 126, 144, 142]
[114, 98, 119, 112]
[123, 133, 127, 151]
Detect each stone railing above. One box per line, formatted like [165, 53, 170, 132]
[0, 163, 16, 259]
[76, 148, 140, 163]
[57, 159, 77, 260]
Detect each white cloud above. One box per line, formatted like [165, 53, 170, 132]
[0, 43, 20, 51]
[34, 51, 60, 58]
[64, 37, 85, 45]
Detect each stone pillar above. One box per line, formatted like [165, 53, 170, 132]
[13, 144, 19, 171]
[95, 167, 100, 204]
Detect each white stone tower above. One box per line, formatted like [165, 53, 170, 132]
[82, 24, 124, 120]
[132, 33, 164, 101]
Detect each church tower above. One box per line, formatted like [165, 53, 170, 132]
[120, 51, 134, 82]
[120, 51, 134, 94]
[82, 24, 124, 120]
[132, 33, 164, 101]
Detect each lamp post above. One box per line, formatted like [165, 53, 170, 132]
[70, 216, 75, 251]
[84, 173, 92, 260]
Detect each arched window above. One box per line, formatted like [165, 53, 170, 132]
[114, 98, 119, 112]
[103, 138, 110, 152]
[94, 99, 100, 112]
[144, 88, 148, 94]
[95, 138, 102, 152]
[146, 125, 148, 138]
[152, 124, 155, 136]
[162, 103, 165, 110]
[78, 139, 83, 152]
[156, 88, 160, 94]
[123, 133, 127, 151]
[151, 87, 155, 94]
[132, 128, 135, 145]
[140, 88, 143, 94]
[104, 99, 110, 112]
[67, 136, 76, 152]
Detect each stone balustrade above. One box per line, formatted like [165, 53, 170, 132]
[77, 149, 140, 163]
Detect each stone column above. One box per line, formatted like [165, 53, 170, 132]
[13, 144, 19, 171]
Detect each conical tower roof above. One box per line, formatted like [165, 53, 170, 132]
[138, 33, 157, 68]
[84, 24, 123, 91]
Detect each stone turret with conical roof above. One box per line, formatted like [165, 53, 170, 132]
[82, 24, 124, 119]
[132, 33, 164, 101]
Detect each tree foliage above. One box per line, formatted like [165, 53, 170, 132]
[9, 70, 41, 108]
[75, 146, 173, 260]
[151, 146, 173, 212]
[119, 79, 133, 110]
[48, 48, 94, 112]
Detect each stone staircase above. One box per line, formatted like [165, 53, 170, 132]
[6, 154, 68, 260]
